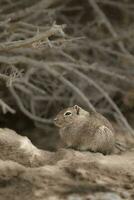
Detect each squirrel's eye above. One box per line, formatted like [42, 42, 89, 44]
[64, 111, 72, 116]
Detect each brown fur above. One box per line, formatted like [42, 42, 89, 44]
[54, 105, 115, 155]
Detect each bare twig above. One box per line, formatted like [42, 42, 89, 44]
[89, 0, 132, 55]
[9, 83, 52, 124]
[0, 0, 133, 136]
[0, 23, 66, 51]
[0, 99, 15, 114]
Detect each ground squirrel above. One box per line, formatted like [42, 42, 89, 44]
[54, 105, 116, 155]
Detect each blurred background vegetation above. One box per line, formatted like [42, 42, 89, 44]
[0, 0, 134, 150]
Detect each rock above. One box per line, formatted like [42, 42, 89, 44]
[0, 129, 133, 199]
[96, 192, 123, 200]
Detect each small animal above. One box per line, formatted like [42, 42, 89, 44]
[54, 105, 116, 155]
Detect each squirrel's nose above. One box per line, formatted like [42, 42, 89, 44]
[54, 118, 57, 121]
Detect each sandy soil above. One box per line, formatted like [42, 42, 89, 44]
[0, 149, 134, 200]
[0, 128, 134, 200]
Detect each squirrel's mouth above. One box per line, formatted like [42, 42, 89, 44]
[54, 118, 62, 127]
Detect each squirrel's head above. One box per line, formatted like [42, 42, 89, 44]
[54, 105, 89, 128]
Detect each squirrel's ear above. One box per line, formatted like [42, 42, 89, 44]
[73, 105, 80, 115]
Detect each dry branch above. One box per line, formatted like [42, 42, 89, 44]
[0, 0, 133, 136]
[0, 99, 15, 114]
[89, 0, 131, 55]
[0, 23, 65, 51]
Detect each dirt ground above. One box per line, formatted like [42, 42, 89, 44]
[0, 127, 134, 200]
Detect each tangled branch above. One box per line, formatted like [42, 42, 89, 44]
[0, 0, 133, 136]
